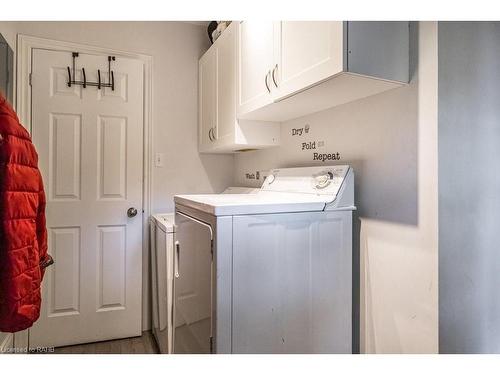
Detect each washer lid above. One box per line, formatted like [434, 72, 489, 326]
[152, 213, 175, 233]
[174, 191, 330, 216]
[222, 186, 260, 194]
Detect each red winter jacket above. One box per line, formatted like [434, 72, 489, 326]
[0, 94, 51, 333]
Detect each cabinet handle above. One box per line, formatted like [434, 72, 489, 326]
[272, 64, 278, 87]
[265, 71, 271, 93]
[208, 127, 214, 142]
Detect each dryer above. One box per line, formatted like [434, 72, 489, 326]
[150, 187, 259, 353]
[173, 165, 355, 354]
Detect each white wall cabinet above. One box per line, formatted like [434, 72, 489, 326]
[199, 21, 409, 152]
[199, 46, 217, 151]
[274, 21, 344, 100]
[237, 21, 276, 114]
[199, 22, 280, 153]
[237, 21, 410, 122]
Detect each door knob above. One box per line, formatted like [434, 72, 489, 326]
[127, 207, 138, 218]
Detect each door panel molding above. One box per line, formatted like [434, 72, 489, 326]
[48, 226, 81, 317]
[48, 112, 82, 201]
[16, 34, 153, 348]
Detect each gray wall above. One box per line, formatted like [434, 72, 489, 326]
[439, 22, 500, 353]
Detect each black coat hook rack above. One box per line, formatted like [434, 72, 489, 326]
[67, 52, 115, 90]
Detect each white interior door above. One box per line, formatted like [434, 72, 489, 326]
[29, 49, 144, 347]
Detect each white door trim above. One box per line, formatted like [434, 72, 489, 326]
[16, 34, 153, 346]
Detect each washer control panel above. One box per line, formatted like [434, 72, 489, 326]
[261, 165, 350, 196]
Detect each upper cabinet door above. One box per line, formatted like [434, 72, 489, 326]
[199, 46, 217, 151]
[237, 21, 276, 116]
[216, 23, 236, 145]
[273, 21, 344, 100]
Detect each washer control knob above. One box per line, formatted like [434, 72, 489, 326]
[267, 174, 276, 184]
[314, 172, 333, 189]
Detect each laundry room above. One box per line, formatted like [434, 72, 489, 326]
[1, 1, 500, 373]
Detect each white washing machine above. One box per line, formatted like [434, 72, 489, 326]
[150, 213, 175, 354]
[173, 165, 355, 354]
[150, 187, 259, 354]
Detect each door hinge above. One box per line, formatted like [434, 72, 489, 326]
[209, 336, 214, 354]
[29, 73, 32, 86]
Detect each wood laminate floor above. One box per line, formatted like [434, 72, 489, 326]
[54, 331, 159, 354]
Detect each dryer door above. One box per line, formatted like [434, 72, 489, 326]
[173, 212, 214, 353]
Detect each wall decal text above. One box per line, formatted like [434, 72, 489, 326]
[291, 124, 310, 136]
[313, 152, 341, 162]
